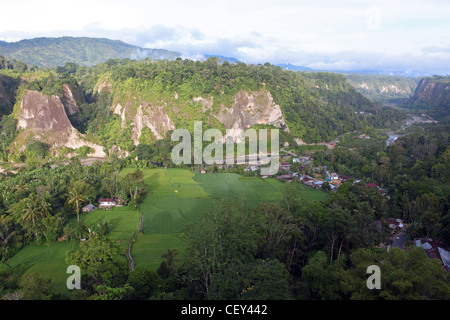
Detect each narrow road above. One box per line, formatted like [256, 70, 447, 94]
[127, 210, 144, 271]
[127, 234, 136, 271]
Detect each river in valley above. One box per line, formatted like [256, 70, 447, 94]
[385, 115, 438, 146]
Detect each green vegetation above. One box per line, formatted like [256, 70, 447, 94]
[128, 168, 327, 270]
[92, 59, 405, 144]
[0, 37, 180, 68]
[0, 46, 448, 301]
[345, 73, 419, 104]
[408, 75, 450, 117]
[314, 119, 450, 243]
[0, 54, 410, 163]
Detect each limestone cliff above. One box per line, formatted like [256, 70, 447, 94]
[17, 91, 73, 132]
[213, 89, 288, 140]
[113, 101, 176, 145]
[61, 84, 82, 115]
[112, 88, 287, 144]
[345, 74, 418, 103]
[410, 77, 450, 109]
[14, 90, 106, 157]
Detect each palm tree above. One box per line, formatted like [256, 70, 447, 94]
[22, 193, 50, 226]
[21, 194, 50, 239]
[67, 187, 85, 223]
[37, 194, 51, 218]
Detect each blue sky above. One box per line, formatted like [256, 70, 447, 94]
[0, 0, 449, 74]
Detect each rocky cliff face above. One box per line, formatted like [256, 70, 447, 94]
[345, 74, 418, 103]
[113, 101, 176, 145]
[213, 89, 287, 140]
[17, 91, 73, 132]
[15, 90, 105, 157]
[410, 77, 450, 110]
[112, 88, 288, 144]
[61, 84, 81, 115]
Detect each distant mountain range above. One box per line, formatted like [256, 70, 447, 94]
[203, 55, 241, 63]
[0, 36, 433, 77]
[0, 36, 248, 69]
[275, 63, 313, 71]
[0, 37, 181, 68]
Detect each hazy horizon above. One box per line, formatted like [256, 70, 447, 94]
[1, 0, 449, 75]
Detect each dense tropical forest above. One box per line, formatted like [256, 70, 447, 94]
[0, 53, 449, 301]
[0, 54, 406, 155]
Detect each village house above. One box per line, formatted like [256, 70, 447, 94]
[366, 183, 390, 198]
[384, 218, 404, 233]
[82, 203, 96, 213]
[338, 175, 352, 182]
[277, 174, 293, 182]
[98, 197, 123, 209]
[331, 179, 342, 187]
[366, 183, 378, 189]
[313, 180, 324, 189]
[99, 198, 116, 208]
[280, 162, 290, 170]
[302, 176, 314, 186]
[415, 238, 450, 272]
[327, 172, 339, 181]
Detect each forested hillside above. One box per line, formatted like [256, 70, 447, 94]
[0, 52, 449, 302]
[345, 74, 419, 104]
[0, 37, 180, 68]
[75, 58, 405, 143]
[0, 56, 408, 162]
[408, 75, 450, 117]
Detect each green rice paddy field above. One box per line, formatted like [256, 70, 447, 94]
[6, 168, 329, 293]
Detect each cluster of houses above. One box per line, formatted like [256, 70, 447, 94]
[196, 150, 390, 197]
[414, 238, 450, 272]
[273, 157, 352, 192]
[374, 218, 450, 272]
[81, 196, 124, 212]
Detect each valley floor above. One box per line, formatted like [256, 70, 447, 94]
[5, 168, 328, 295]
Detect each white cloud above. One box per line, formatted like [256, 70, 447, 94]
[0, 0, 449, 74]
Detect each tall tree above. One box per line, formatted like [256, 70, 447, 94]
[252, 202, 301, 261]
[22, 193, 50, 227]
[66, 235, 123, 286]
[67, 181, 92, 222]
[182, 200, 257, 298]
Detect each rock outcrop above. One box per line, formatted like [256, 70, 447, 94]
[61, 84, 81, 115]
[16, 90, 106, 157]
[345, 74, 418, 103]
[95, 75, 113, 94]
[112, 88, 288, 144]
[17, 91, 73, 132]
[410, 77, 450, 109]
[213, 89, 287, 140]
[113, 101, 176, 145]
